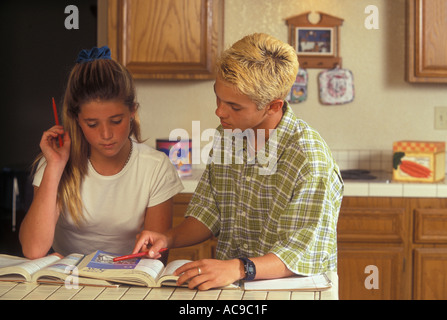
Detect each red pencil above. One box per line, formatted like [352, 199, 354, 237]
[113, 248, 168, 262]
[52, 97, 63, 147]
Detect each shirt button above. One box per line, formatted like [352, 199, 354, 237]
[243, 243, 248, 249]
[245, 176, 251, 182]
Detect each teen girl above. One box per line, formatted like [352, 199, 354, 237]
[19, 46, 183, 259]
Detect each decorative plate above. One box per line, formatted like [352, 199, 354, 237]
[318, 67, 354, 105]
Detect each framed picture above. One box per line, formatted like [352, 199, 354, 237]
[286, 12, 344, 69]
[296, 27, 334, 56]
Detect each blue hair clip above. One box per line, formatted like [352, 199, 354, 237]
[76, 46, 112, 63]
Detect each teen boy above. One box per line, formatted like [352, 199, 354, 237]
[133, 33, 344, 290]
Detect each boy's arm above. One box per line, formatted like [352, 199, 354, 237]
[174, 253, 295, 290]
[133, 217, 213, 258]
[167, 217, 214, 249]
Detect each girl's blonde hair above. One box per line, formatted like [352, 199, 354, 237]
[216, 33, 299, 109]
[34, 58, 142, 226]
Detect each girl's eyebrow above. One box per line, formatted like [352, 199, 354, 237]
[82, 113, 125, 121]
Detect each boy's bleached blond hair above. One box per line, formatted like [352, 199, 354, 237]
[216, 33, 299, 109]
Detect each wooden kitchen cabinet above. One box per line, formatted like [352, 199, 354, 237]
[338, 246, 404, 300]
[337, 197, 411, 300]
[339, 197, 447, 300]
[407, 0, 447, 83]
[414, 248, 447, 299]
[412, 203, 447, 299]
[107, 0, 224, 80]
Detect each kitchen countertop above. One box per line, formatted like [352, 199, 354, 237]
[180, 169, 447, 198]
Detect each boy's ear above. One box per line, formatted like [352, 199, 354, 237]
[267, 99, 284, 114]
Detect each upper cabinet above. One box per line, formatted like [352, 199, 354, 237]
[107, 0, 224, 80]
[407, 0, 447, 83]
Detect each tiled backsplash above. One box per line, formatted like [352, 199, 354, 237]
[185, 150, 447, 197]
[192, 147, 445, 174]
[332, 149, 447, 173]
[332, 150, 394, 172]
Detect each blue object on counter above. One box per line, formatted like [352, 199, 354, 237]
[156, 139, 192, 177]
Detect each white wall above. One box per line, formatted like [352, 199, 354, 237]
[110, 0, 447, 152]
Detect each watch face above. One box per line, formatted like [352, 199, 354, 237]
[247, 265, 255, 274]
[240, 258, 256, 280]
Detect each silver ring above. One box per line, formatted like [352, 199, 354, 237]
[197, 267, 201, 275]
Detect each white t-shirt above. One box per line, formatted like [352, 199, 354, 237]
[33, 141, 184, 256]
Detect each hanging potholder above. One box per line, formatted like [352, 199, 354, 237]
[318, 67, 355, 105]
[288, 68, 308, 104]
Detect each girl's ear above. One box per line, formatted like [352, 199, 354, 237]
[130, 102, 138, 117]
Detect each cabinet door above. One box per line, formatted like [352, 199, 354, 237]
[338, 207, 405, 243]
[407, 0, 447, 83]
[414, 208, 447, 243]
[338, 246, 405, 300]
[108, 0, 223, 80]
[414, 248, 447, 300]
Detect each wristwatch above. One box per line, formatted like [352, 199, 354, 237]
[239, 257, 256, 281]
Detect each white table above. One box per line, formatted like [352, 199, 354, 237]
[0, 280, 337, 300]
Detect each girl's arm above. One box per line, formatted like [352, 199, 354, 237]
[19, 126, 70, 259]
[141, 198, 174, 264]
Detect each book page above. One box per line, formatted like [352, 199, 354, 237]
[244, 274, 331, 291]
[35, 254, 83, 274]
[1, 255, 60, 276]
[159, 260, 191, 278]
[0, 255, 28, 269]
[135, 259, 165, 280]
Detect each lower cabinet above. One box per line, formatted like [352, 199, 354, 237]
[172, 193, 447, 299]
[414, 248, 447, 300]
[338, 246, 404, 300]
[412, 206, 447, 300]
[339, 197, 447, 300]
[337, 197, 410, 300]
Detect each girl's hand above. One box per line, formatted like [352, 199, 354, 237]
[40, 125, 71, 167]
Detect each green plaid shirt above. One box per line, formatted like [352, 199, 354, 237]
[186, 102, 344, 275]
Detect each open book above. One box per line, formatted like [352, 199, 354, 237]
[0, 253, 116, 287]
[76, 250, 192, 287]
[0, 250, 238, 289]
[244, 273, 332, 291]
